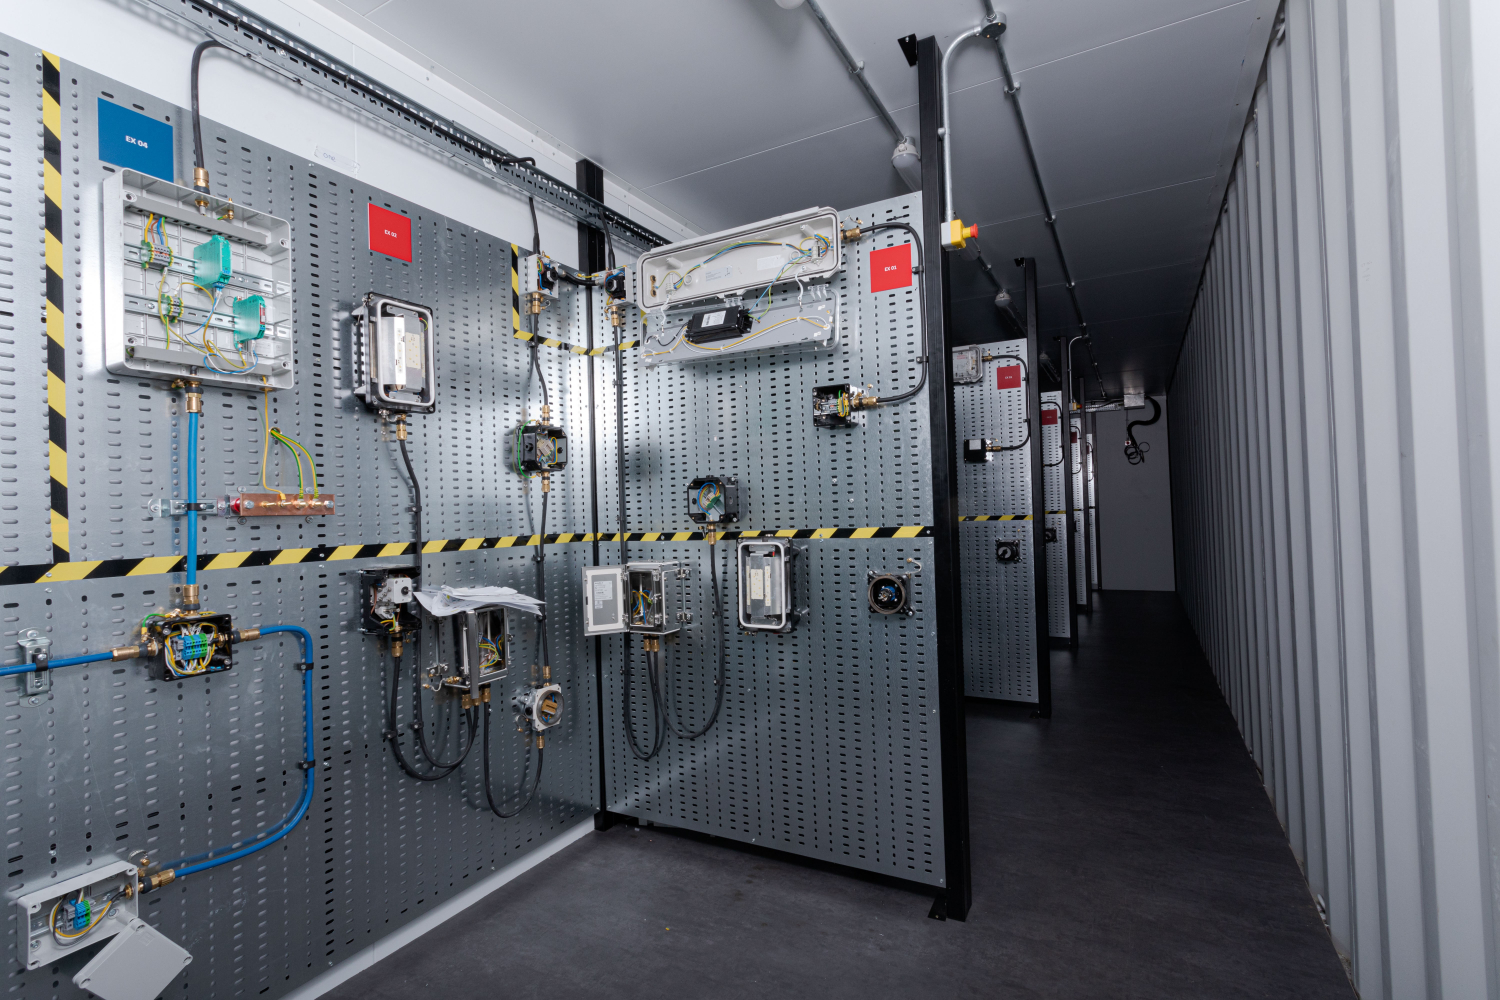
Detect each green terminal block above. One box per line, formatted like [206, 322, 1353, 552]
[193, 234, 233, 286]
[233, 295, 267, 343]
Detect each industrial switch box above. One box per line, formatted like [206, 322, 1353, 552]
[352, 294, 437, 413]
[738, 539, 798, 633]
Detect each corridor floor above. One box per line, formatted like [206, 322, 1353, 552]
[323, 592, 1353, 999]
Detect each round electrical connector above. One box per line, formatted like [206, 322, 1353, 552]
[868, 574, 912, 616]
[519, 683, 563, 731]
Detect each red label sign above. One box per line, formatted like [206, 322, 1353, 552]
[997, 364, 1022, 389]
[1071, 430, 1079, 444]
[1041, 408, 1059, 426]
[869, 243, 912, 293]
[368, 204, 412, 261]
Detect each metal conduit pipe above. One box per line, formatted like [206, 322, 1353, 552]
[976, 1, 1105, 394]
[805, 0, 906, 144]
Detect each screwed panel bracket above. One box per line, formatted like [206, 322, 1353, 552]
[16, 628, 51, 697]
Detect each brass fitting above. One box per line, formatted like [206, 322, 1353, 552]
[180, 584, 200, 611]
[390, 639, 404, 659]
[220, 198, 234, 222]
[542, 664, 551, 682]
[395, 413, 408, 441]
[842, 224, 862, 241]
[536, 733, 545, 750]
[235, 628, 261, 642]
[110, 645, 143, 661]
[706, 528, 717, 546]
[641, 636, 660, 653]
[525, 291, 547, 315]
[540, 404, 551, 423]
[147, 870, 176, 891]
[540, 472, 551, 494]
[607, 303, 627, 328]
[192, 167, 210, 191]
[461, 688, 491, 710]
[173, 379, 203, 413]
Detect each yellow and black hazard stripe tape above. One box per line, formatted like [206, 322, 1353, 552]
[509, 243, 640, 356]
[43, 52, 67, 563]
[960, 515, 1033, 521]
[0, 525, 934, 585]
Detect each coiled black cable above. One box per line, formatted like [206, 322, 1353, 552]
[481, 701, 542, 817]
[649, 548, 726, 740]
[410, 626, 476, 770]
[1124, 397, 1160, 465]
[385, 647, 456, 781]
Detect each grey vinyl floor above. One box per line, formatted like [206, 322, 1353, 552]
[322, 591, 1353, 999]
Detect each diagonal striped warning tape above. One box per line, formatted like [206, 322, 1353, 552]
[509, 243, 640, 356]
[42, 51, 67, 564]
[960, 515, 1033, 521]
[0, 525, 934, 585]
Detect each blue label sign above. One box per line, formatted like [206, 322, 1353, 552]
[97, 99, 174, 181]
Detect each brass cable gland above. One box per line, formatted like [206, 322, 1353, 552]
[173, 379, 203, 413]
[607, 303, 627, 328]
[641, 636, 660, 653]
[395, 414, 408, 441]
[180, 584, 201, 611]
[193, 166, 211, 210]
[235, 628, 261, 642]
[524, 291, 547, 315]
[842, 224, 863, 241]
[390, 639, 404, 659]
[147, 870, 176, 892]
[110, 645, 144, 661]
[540, 472, 551, 494]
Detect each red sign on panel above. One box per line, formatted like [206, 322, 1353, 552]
[996, 364, 1022, 390]
[869, 243, 912, 293]
[368, 204, 412, 262]
[1071, 430, 1079, 444]
[1041, 408, 1059, 426]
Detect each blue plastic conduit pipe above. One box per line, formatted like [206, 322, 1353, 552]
[186, 410, 198, 588]
[0, 651, 113, 676]
[151, 625, 315, 881]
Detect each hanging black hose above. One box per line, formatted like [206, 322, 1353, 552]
[396, 428, 423, 573]
[534, 492, 551, 673]
[190, 39, 227, 194]
[1124, 397, 1161, 465]
[649, 550, 726, 740]
[480, 701, 542, 817]
[865, 222, 928, 404]
[385, 647, 456, 781]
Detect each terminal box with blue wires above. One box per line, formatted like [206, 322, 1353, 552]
[102, 169, 295, 390]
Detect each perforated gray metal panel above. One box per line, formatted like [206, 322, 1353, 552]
[1087, 432, 1098, 590]
[953, 339, 1036, 702]
[1072, 417, 1087, 606]
[598, 195, 947, 888]
[0, 47, 50, 567]
[0, 48, 596, 1000]
[1041, 391, 1069, 638]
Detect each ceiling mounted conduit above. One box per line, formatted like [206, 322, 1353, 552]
[956, 2, 1105, 395]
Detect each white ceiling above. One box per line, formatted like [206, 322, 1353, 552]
[309, 0, 1277, 395]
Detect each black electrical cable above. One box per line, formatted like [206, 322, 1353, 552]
[648, 549, 727, 740]
[996, 421, 1031, 453]
[190, 40, 227, 189]
[1041, 401, 1066, 468]
[992, 354, 1031, 452]
[864, 222, 928, 404]
[534, 492, 550, 672]
[397, 430, 423, 573]
[1124, 396, 1161, 465]
[385, 647, 455, 781]
[410, 626, 476, 770]
[480, 701, 542, 817]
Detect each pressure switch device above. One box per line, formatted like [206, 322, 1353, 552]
[352, 294, 437, 413]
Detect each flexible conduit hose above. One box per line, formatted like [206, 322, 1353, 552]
[151, 625, 315, 881]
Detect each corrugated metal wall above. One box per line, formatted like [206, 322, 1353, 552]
[1168, 0, 1500, 996]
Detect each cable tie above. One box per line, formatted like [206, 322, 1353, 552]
[380, 729, 396, 742]
[297, 759, 315, 771]
[296, 661, 314, 672]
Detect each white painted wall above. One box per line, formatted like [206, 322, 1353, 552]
[1093, 396, 1174, 591]
[1171, 0, 1500, 994]
[0, 0, 698, 267]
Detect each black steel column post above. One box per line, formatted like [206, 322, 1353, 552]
[1060, 334, 1079, 647]
[917, 34, 971, 921]
[577, 158, 616, 830]
[1023, 259, 1051, 718]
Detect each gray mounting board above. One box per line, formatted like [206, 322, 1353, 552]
[594, 196, 949, 887]
[954, 340, 1037, 702]
[1041, 390, 1070, 638]
[1072, 417, 1087, 606]
[2, 44, 597, 1000]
